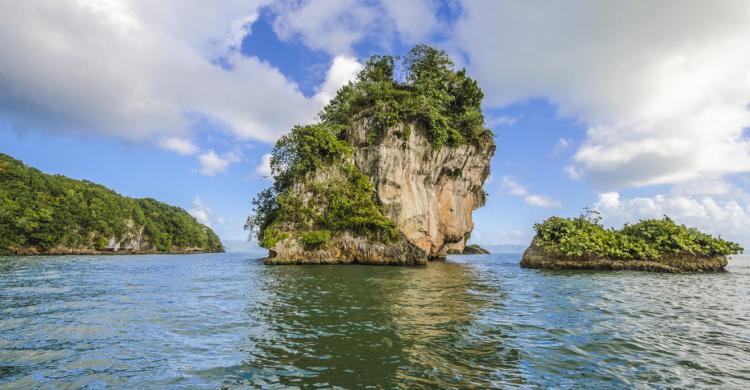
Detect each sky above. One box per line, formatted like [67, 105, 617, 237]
[2, 0, 750, 247]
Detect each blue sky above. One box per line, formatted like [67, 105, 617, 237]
[2, 1, 750, 246]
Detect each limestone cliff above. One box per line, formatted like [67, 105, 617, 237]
[347, 120, 494, 258]
[260, 120, 494, 265]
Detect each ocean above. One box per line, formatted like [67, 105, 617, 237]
[1, 252, 749, 388]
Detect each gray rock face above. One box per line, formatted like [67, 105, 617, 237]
[346, 120, 495, 259]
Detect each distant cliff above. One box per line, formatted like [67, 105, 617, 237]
[246, 45, 495, 265]
[0, 153, 224, 255]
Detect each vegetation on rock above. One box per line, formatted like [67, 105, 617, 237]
[245, 123, 398, 249]
[0, 153, 223, 254]
[532, 209, 742, 261]
[320, 44, 492, 148]
[246, 45, 490, 250]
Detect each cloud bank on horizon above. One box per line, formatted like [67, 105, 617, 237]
[2, 0, 750, 245]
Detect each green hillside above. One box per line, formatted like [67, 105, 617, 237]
[0, 153, 223, 255]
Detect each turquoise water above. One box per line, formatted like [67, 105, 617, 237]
[1, 252, 749, 388]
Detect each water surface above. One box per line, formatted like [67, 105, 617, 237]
[1, 252, 749, 388]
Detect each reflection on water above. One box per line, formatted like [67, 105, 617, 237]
[228, 261, 520, 388]
[1, 252, 750, 388]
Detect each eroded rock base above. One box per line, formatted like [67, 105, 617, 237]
[265, 233, 427, 266]
[520, 243, 728, 273]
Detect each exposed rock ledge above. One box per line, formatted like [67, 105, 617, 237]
[520, 239, 728, 273]
[447, 244, 490, 255]
[266, 233, 426, 265]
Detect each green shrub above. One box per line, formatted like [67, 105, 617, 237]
[319, 44, 493, 148]
[301, 230, 331, 248]
[533, 209, 743, 261]
[260, 227, 288, 249]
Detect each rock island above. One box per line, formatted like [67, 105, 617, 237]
[521, 210, 742, 272]
[246, 45, 495, 265]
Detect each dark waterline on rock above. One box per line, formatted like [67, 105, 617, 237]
[1, 252, 749, 388]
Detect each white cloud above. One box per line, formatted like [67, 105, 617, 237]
[455, 1, 750, 188]
[500, 176, 561, 208]
[0, 0, 341, 152]
[314, 56, 363, 104]
[198, 150, 240, 176]
[271, 0, 379, 55]
[188, 196, 212, 226]
[595, 191, 750, 245]
[381, 0, 440, 43]
[486, 115, 518, 127]
[552, 138, 573, 156]
[254, 153, 273, 179]
[270, 0, 440, 55]
[158, 137, 199, 155]
[211, 13, 259, 55]
[188, 195, 226, 227]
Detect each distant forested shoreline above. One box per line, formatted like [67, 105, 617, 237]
[0, 153, 223, 255]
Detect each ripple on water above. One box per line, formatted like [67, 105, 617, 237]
[1, 252, 750, 388]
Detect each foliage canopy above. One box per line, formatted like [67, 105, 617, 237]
[245, 123, 397, 248]
[0, 153, 223, 254]
[319, 44, 491, 147]
[533, 210, 743, 261]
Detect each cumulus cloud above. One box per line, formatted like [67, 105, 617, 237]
[188, 196, 225, 227]
[595, 191, 750, 244]
[501, 176, 561, 208]
[486, 115, 518, 127]
[0, 0, 341, 150]
[455, 1, 750, 188]
[552, 138, 573, 156]
[158, 137, 199, 155]
[254, 153, 273, 179]
[313, 56, 363, 104]
[270, 0, 440, 55]
[381, 0, 440, 43]
[198, 150, 240, 176]
[271, 0, 379, 55]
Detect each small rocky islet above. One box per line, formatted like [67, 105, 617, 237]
[520, 212, 742, 272]
[246, 45, 495, 265]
